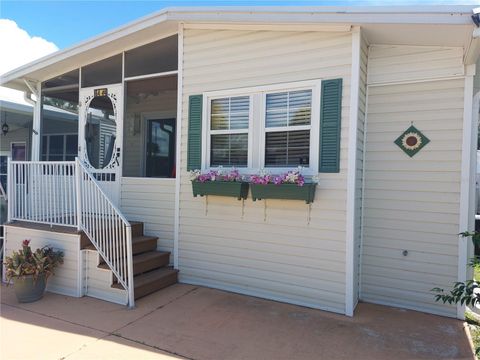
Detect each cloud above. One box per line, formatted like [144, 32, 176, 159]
[0, 19, 58, 104]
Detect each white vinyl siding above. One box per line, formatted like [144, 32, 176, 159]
[180, 29, 352, 314]
[367, 45, 464, 85]
[361, 67, 464, 317]
[83, 249, 127, 305]
[120, 177, 175, 257]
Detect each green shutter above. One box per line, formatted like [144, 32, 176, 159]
[319, 79, 342, 173]
[187, 95, 203, 171]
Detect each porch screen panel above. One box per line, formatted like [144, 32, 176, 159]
[125, 35, 178, 77]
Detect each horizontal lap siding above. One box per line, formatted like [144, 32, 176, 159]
[179, 29, 352, 314]
[4, 226, 80, 297]
[361, 68, 463, 317]
[83, 249, 127, 305]
[121, 177, 175, 256]
[367, 45, 464, 85]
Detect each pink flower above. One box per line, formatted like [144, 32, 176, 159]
[22, 239, 30, 247]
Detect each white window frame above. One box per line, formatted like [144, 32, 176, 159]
[202, 79, 321, 175]
[203, 93, 254, 170]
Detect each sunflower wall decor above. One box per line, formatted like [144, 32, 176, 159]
[394, 125, 430, 157]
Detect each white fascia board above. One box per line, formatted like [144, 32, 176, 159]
[0, 5, 475, 88]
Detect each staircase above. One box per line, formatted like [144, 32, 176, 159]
[83, 221, 178, 301]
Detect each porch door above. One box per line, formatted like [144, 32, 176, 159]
[79, 84, 123, 205]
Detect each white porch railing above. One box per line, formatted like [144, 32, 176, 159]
[8, 160, 77, 226]
[7, 158, 134, 307]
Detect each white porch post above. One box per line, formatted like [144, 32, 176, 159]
[31, 82, 42, 161]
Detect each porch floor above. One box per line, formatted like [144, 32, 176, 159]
[0, 284, 474, 360]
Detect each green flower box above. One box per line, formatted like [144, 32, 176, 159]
[192, 181, 249, 200]
[250, 182, 317, 204]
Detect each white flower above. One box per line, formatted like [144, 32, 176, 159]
[401, 132, 422, 151]
[189, 170, 201, 181]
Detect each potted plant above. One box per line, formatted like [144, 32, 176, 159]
[190, 168, 249, 200]
[250, 169, 318, 204]
[4, 240, 64, 303]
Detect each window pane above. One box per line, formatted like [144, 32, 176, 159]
[266, 90, 311, 128]
[211, 96, 249, 130]
[81, 54, 122, 87]
[289, 90, 311, 126]
[66, 135, 78, 155]
[211, 134, 248, 167]
[41, 136, 48, 160]
[265, 130, 310, 167]
[146, 119, 176, 178]
[125, 35, 178, 77]
[49, 135, 64, 156]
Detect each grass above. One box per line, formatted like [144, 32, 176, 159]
[475, 266, 480, 282]
[466, 311, 480, 359]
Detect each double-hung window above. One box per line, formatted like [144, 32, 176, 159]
[264, 89, 312, 168]
[203, 80, 320, 174]
[208, 96, 251, 168]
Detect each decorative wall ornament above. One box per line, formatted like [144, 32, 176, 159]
[394, 125, 430, 157]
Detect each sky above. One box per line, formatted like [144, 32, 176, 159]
[1, 0, 480, 102]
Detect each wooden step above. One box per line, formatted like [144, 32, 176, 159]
[98, 250, 170, 275]
[85, 235, 158, 255]
[130, 221, 144, 237]
[112, 267, 178, 299]
[131, 235, 158, 255]
[134, 267, 178, 299]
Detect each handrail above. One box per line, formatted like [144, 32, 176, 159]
[76, 159, 134, 308]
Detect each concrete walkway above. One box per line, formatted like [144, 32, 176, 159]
[0, 284, 475, 360]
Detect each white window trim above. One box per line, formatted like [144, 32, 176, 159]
[202, 79, 321, 175]
[202, 93, 254, 171]
[259, 84, 320, 175]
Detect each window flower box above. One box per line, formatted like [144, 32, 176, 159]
[250, 182, 317, 204]
[190, 168, 249, 200]
[192, 180, 249, 200]
[249, 169, 317, 204]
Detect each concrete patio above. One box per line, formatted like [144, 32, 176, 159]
[0, 283, 475, 360]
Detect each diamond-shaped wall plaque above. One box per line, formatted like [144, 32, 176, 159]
[394, 125, 430, 158]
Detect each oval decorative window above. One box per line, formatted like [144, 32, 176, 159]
[85, 96, 116, 169]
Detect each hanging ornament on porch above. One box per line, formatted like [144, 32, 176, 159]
[394, 124, 430, 157]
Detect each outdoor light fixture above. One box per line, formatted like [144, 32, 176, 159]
[1, 114, 8, 136]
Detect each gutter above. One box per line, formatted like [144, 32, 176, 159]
[0, 5, 476, 89]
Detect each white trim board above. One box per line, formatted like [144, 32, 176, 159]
[345, 27, 361, 317]
[174, 25, 184, 270]
[458, 64, 476, 319]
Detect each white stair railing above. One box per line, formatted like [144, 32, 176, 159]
[76, 159, 134, 308]
[7, 158, 134, 308]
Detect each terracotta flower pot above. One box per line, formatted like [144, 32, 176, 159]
[13, 273, 47, 303]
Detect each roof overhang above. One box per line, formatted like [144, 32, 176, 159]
[1, 5, 479, 93]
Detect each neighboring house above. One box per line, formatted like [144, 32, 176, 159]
[1, 6, 479, 319]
